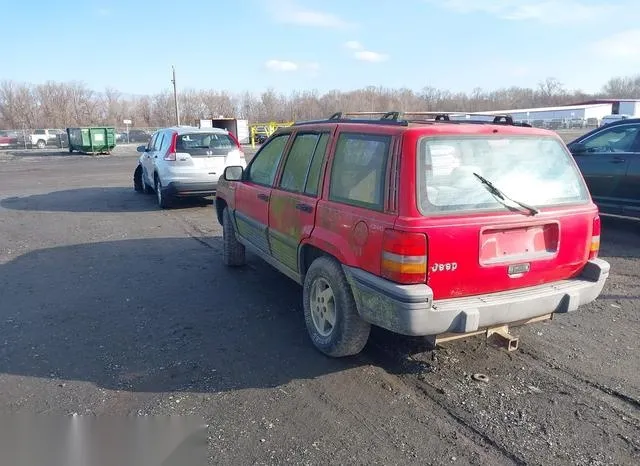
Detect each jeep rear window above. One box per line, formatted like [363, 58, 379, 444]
[417, 136, 590, 214]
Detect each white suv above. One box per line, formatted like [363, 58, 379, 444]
[133, 126, 246, 208]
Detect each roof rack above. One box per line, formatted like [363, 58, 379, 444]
[294, 111, 532, 127]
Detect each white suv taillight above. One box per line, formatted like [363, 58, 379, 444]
[164, 132, 178, 161]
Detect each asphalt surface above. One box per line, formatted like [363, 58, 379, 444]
[0, 145, 638, 465]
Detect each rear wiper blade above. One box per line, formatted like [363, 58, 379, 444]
[472, 173, 539, 216]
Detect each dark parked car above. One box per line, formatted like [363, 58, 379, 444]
[567, 118, 640, 218]
[128, 129, 152, 143]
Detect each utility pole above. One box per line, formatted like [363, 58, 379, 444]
[171, 65, 180, 126]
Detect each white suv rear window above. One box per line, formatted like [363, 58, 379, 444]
[417, 136, 590, 214]
[176, 133, 236, 155]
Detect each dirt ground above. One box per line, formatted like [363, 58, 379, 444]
[0, 145, 638, 465]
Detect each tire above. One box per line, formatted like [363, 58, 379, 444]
[133, 166, 144, 192]
[222, 207, 246, 267]
[36, 139, 46, 149]
[303, 256, 370, 357]
[155, 176, 172, 209]
[143, 172, 154, 194]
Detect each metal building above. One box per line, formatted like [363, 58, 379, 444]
[468, 104, 612, 129]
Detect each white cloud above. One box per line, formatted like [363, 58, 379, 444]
[344, 41, 363, 50]
[265, 60, 299, 72]
[269, 0, 355, 29]
[344, 41, 389, 63]
[264, 60, 320, 73]
[431, 0, 620, 24]
[354, 50, 389, 63]
[592, 29, 640, 61]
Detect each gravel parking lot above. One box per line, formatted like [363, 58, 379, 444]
[0, 144, 638, 465]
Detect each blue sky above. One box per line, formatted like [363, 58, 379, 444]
[1, 0, 639, 95]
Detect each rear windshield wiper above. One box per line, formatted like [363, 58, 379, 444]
[472, 173, 539, 216]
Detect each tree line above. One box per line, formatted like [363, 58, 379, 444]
[1, 75, 639, 130]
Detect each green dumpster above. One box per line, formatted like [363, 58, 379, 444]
[66, 127, 116, 154]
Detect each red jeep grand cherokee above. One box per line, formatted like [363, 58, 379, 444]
[215, 111, 610, 357]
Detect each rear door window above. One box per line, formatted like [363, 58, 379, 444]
[154, 133, 165, 151]
[279, 133, 328, 195]
[305, 133, 329, 196]
[176, 132, 236, 156]
[417, 136, 590, 214]
[329, 133, 391, 210]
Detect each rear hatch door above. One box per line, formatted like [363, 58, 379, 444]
[410, 133, 595, 300]
[174, 132, 243, 178]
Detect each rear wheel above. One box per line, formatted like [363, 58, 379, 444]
[222, 207, 246, 266]
[36, 139, 46, 149]
[155, 176, 172, 209]
[303, 256, 370, 357]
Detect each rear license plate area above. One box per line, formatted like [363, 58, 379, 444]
[479, 222, 559, 265]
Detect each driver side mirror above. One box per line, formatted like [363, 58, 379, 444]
[136, 145, 148, 153]
[223, 165, 244, 181]
[568, 142, 587, 154]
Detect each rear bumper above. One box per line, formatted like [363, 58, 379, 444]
[343, 259, 610, 336]
[165, 181, 218, 197]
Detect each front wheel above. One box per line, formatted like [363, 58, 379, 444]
[222, 207, 246, 266]
[303, 256, 370, 357]
[36, 139, 46, 149]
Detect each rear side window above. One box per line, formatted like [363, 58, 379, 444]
[279, 133, 328, 195]
[329, 133, 391, 210]
[417, 136, 590, 214]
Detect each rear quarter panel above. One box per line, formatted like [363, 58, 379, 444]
[307, 124, 401, 272]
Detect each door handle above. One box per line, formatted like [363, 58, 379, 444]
[295, 203, 313, 213]
[257, 193, 269, 202]
[610, 157, 626, 164]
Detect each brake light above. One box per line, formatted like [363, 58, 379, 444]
[589, 215, 601, 260]
[164, 132, 177, 161]
[227, 131, 244, 158]
[381, 230, 427, 284]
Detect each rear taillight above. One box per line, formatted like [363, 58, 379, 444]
[164, 132, 178, 161]
[589, 215, 601, 259]
[381, 230, 427, 284]
[227, 131, 244, 158]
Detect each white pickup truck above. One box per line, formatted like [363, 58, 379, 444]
[30, 129, 64, 149]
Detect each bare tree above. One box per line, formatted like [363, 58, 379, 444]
[1, 74, 639, 130]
